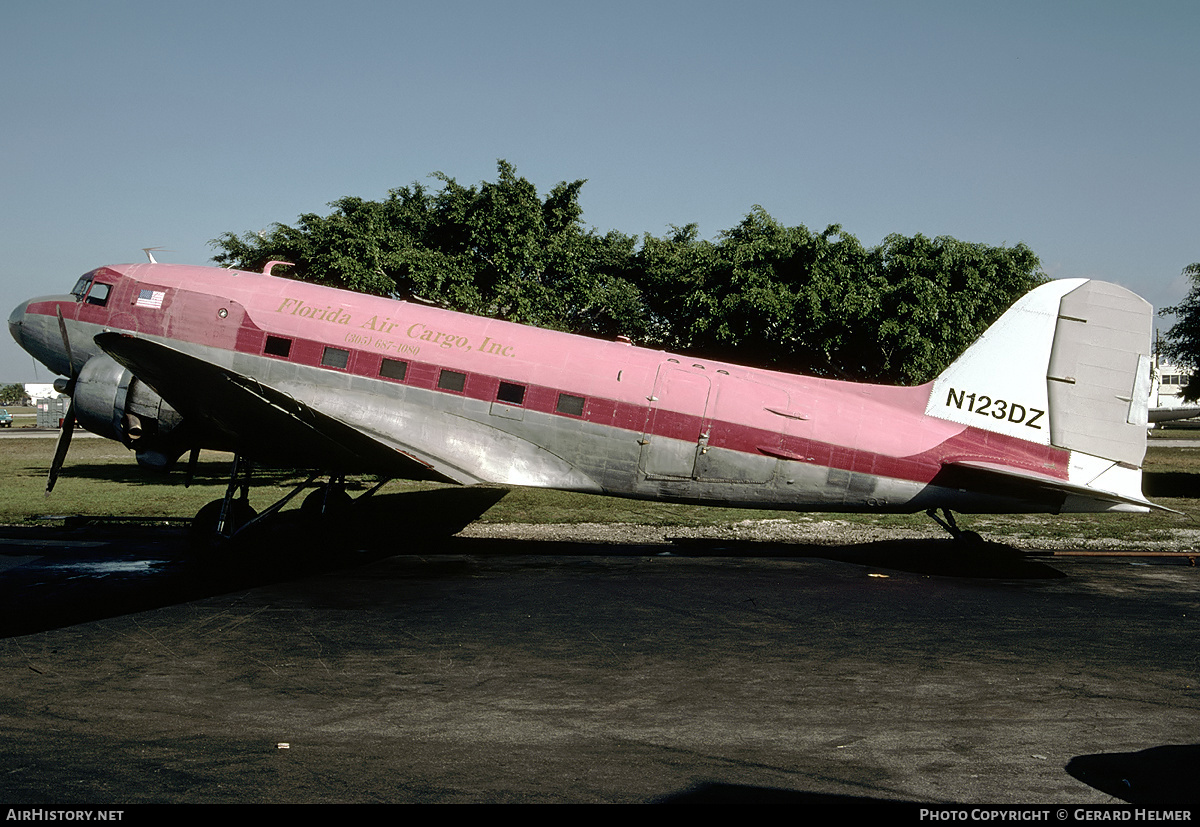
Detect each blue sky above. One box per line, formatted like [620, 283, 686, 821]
[2, 0, 1197, 380]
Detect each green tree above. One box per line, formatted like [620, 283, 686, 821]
[631, 211, 1045, 384]
[868, 234, 1046, 383]
[1158, 262, 1200, 399]
[0, 384, 24, 405]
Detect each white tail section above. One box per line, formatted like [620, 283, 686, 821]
[926, 279, 1153, 468]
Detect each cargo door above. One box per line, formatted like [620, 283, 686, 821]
[640, 364, 711, 479]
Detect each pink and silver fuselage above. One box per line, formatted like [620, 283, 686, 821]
[7, 263, 1125, 514]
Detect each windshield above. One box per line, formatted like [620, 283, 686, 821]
[70, 274, 93, 300]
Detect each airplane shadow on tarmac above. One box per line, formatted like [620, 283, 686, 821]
[656, 743, 1200, 807]
[0, 487, 505, 638]
[0, 487, 1063, 638]
[661, 742, 1200, 807]
[1066, 744, 1200, 808]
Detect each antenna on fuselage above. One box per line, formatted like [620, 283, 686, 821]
[141, 247, 172, 263]
[262, 261, 295, 276]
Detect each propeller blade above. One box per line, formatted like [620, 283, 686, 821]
[47, 304, 82, 496]
[46, 397, 77, 495]
[56, 306, 76, 382]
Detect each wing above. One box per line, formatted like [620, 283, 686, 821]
[94, 332, 463, 482]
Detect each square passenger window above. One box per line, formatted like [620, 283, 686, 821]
[438, 370, 467, 392]
[264, 336, 292, 358]
[379, 358, 408, 381]
[321, 346, 349, 369]
[496, 381, 526, 405]
[556, 393, 585, 416]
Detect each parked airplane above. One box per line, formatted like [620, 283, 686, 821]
[7, 260, 1163, 542]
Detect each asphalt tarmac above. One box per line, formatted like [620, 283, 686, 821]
[0, 498, 1197, 808]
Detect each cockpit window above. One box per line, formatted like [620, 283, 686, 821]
[71, 275, 93, 300]
[86, 283, 111, 307]
[70, 273, 111, 306]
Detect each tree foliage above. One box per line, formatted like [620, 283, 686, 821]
[211, 160, 1047, 385]
[0, 384, 25, 406]
[1158, 263, 1200, 400]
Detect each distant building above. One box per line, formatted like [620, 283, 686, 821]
[1149, 357, 1200, 427]
[24, 383, 60, 400]
[1153, 359, 1195, 409]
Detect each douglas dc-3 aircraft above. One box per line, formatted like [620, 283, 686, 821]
[7, 260, 1163, 542]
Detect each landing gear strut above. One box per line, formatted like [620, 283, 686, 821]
[302, 474, 353, 517]
[926, 507, 983, 545]
[190, 454, 259, 544]
[189, 457, 392, 546]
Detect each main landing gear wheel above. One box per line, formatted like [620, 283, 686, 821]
[189, 453, 258, 547]
[190, 497, 258, 545]
[301, 475, 352, 519]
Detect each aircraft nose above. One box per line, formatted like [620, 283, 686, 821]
[8, 299, 29, 349]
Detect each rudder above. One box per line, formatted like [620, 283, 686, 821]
[1046, 281, 1153, 466]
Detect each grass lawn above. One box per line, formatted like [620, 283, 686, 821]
[1, 435, 1195, 544]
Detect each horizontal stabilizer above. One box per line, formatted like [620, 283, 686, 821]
[940, 459, 1175, 513]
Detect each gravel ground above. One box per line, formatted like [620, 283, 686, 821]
[459, 517, 1200, 552]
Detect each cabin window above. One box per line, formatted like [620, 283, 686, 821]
[321, 346, 349, 369]
[496, 381, 526, 405]
[264, 336, 292, 358]
[86, 283, 112, 307]
[438, 369, 466, 392]
[379, 358, 407, 381]
[556, 393, 585, 416]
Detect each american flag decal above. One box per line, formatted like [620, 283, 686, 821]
[135, 288, 165, 309]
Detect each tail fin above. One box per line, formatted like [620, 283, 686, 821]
[925, 279, 1155, 509]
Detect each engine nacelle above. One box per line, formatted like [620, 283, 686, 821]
[72, 354, 189, 470]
